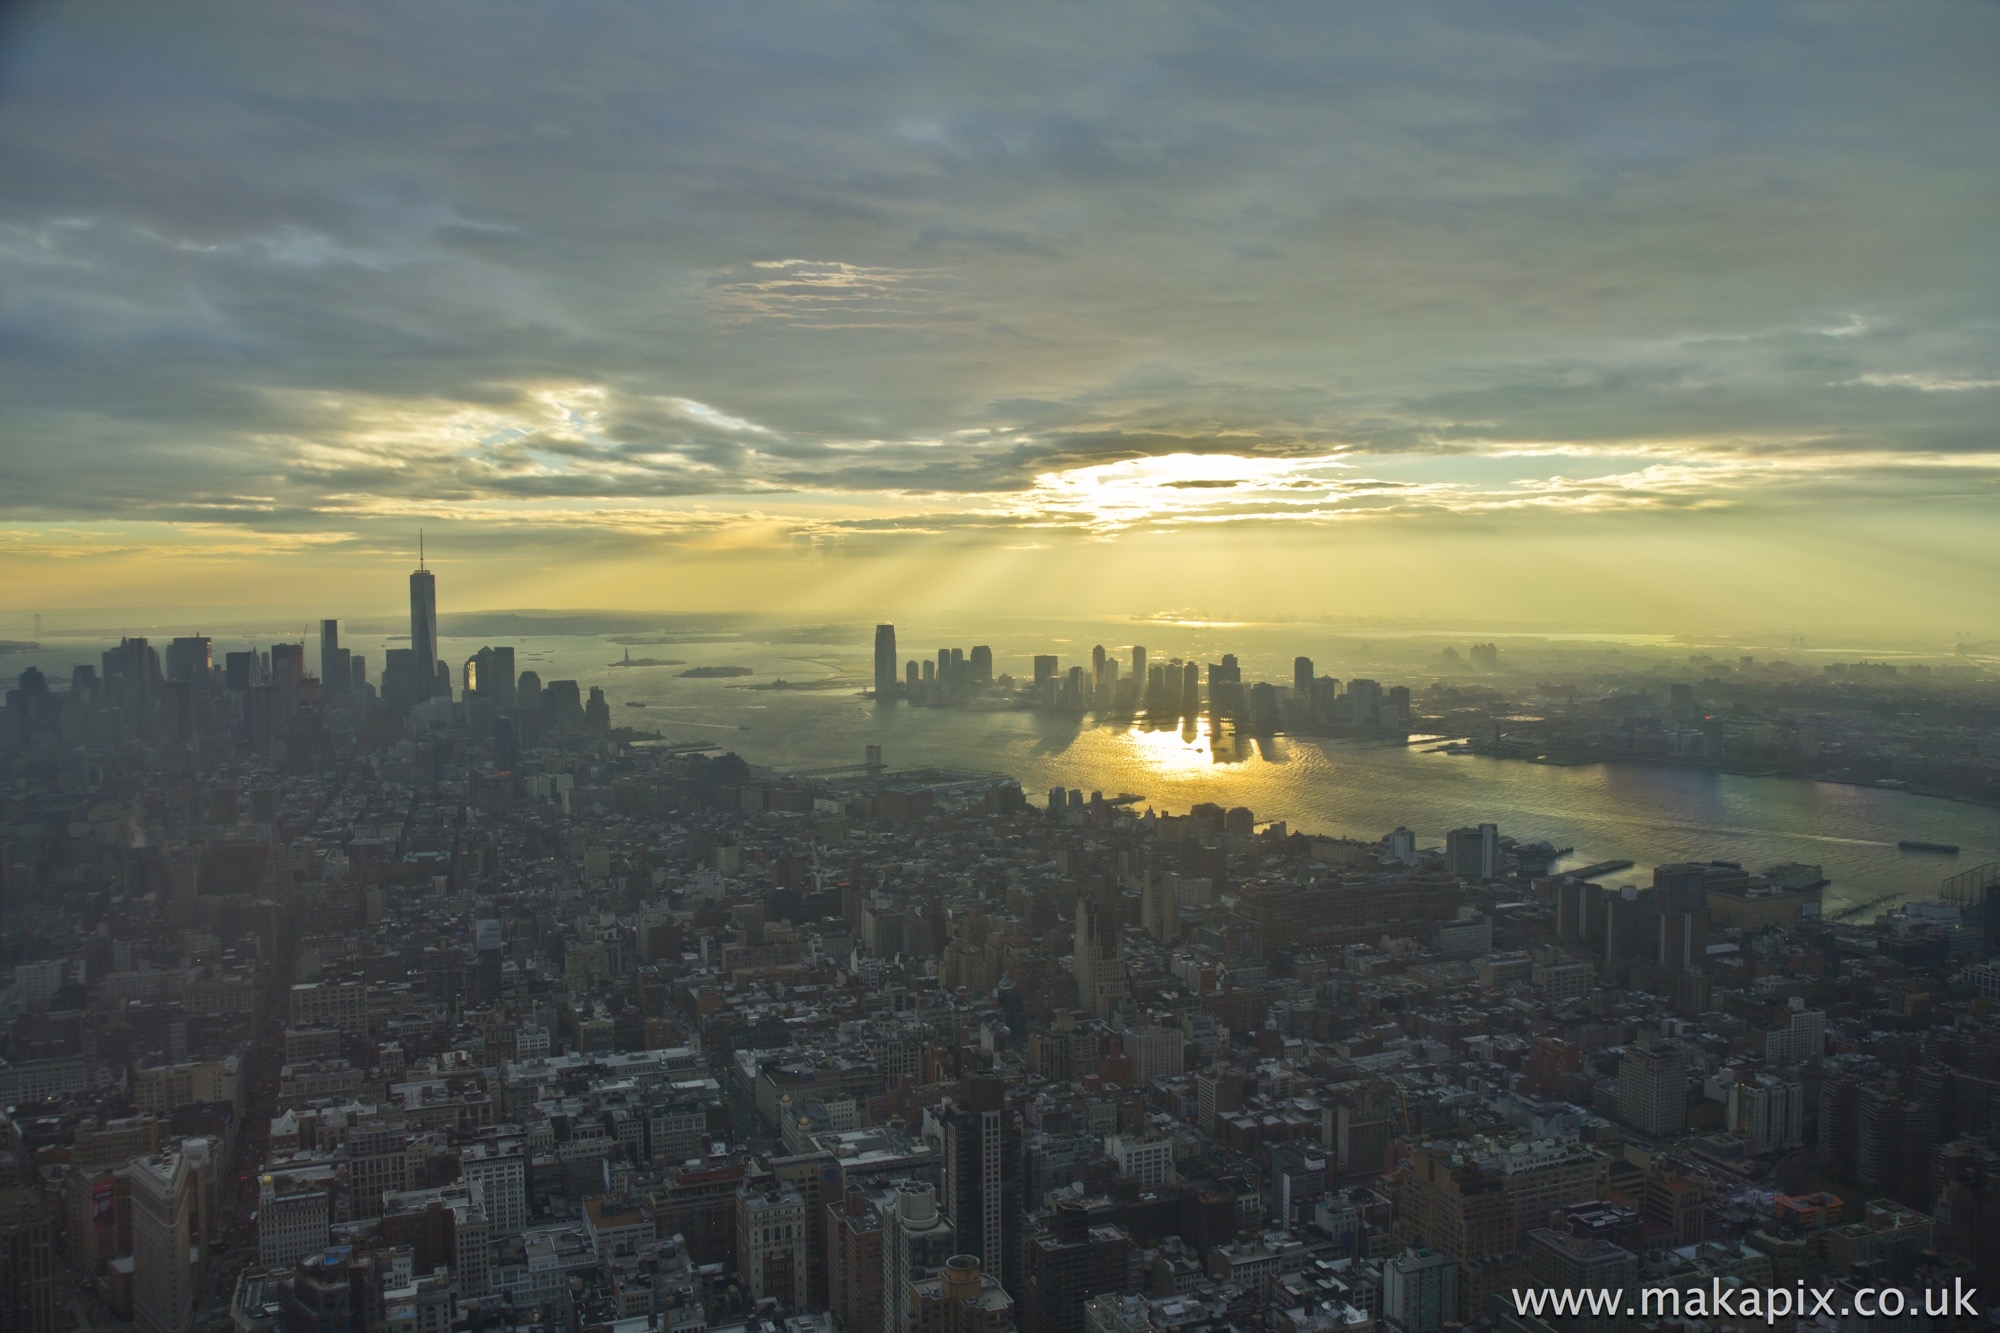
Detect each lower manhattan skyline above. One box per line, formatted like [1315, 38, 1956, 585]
[4, 9, 2000, 1333]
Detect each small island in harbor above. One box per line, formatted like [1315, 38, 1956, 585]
[609, 649, 684, 668]
[679, 665, 754, 678]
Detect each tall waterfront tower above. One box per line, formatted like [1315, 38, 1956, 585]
[874, 623, 899, 700]
[410, 533, 439, 693]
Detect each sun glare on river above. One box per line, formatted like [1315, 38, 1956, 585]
[1120, 716, 1229, 775]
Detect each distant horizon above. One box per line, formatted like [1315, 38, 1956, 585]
[5, 5, 1999, 637]
[3, 603, 1991, 662]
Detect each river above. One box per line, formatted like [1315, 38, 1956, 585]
[14, 618, 1996, 913]
[461, 628, 1999, 913]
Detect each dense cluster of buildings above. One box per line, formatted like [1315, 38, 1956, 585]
[869, 626, 1413, 736]
[1433, 653, 2000, 803]
[3, 579, 2000, 1333]
[867, 623, 2000, 800]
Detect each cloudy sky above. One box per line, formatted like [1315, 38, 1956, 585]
[2, 2, 1996, 632]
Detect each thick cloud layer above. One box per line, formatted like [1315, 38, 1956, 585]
[1, 1, 1996, 564]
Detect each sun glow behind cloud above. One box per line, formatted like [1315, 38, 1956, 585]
[1, 3, 1998, 631]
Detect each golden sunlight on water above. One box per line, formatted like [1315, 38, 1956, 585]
[1120, 718, 1222, 776]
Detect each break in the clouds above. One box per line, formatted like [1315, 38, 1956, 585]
[1, 0, 1998, 558]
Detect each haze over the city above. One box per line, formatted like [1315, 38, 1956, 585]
[1, 3, 1997, 636]
[10, 10, 2000, 1329]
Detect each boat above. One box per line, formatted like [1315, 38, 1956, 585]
[1898, 840, 1960, 854]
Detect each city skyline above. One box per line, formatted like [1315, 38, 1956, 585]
[12, 547, 1989, 909]
[5, 4, 2000, 1311]
[5, 520, 1998, 1331]
[2, 4, 1997, 633]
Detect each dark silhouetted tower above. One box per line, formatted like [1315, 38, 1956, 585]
[1020, 1199, 1133, 1333]
[0, 1188, 55, 1333]
[942, 1075, 1023, 1297]
[319, 621, 348, 701]
[270, 643, 305, 718]
[410, 540, 439, 697]
[467, 646, 515, 710]
[875, 624, 900, 700]
[165, 637, 212, 684]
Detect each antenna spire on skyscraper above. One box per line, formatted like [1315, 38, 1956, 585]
[409, 544, 439, 695]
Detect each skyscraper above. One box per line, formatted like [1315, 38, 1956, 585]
[381, 648, 421, 713]
[1294, 656, 1314, 698]
[1445, 827, 1492, 880]
[466, 645, 515, 710]
[736, 1179, 809, 1312]
[826, 1189, 886, 1333]
[1020, 1200, 1132, 1333]
[318, 620, 343, 700]
[543, 679, 583, 735]
[874, 624, 900, 700]
[224, 651, 258, 692]
[410, 548, 439, 697]
[1383, 1247, 1459, 1333]
[942, 1075, 1024, 1298]
[0, 1186, 55, 1333]
[164, 636, 212, 684]
[270, 642, 305, 718]
[102, 637, 162, 720]
[510, 670, 540, 747]
[1617, 1041, 1688, 1138]
[884, 1182, 956, 1333]
[131, 1147, 196, 1333]
[1073, 897, 1128, 1020]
